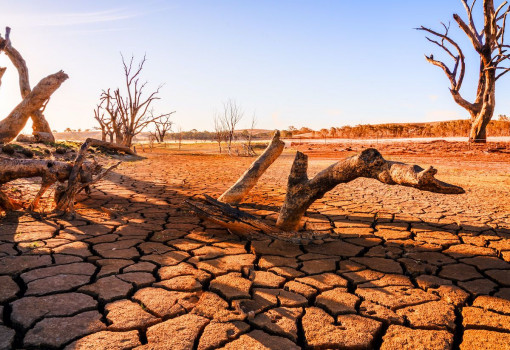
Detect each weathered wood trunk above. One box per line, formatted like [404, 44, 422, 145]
[469, 62, 495, 143]
[0, 71, 68, 144]
[0, 27, 56, 142]
[187, 147, 465, 241]
[276, 149, 464, 231]
[219, 130, 285, 204]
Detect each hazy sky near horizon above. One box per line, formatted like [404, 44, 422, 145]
[1, 0, 510, 132]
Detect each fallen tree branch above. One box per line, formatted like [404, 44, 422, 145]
[0, 157, 94, 212]
[55, 138, 130, 213]
[218, 130, 285, 204]
[276, 148, 464, 231]
[186, 195, 330, 244]
[187, 147, 465, 240]
[0, 139, 131, 213]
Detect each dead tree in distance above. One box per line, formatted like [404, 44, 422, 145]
[220, 99, 243, 155]
[213, 114, 228, 153]
[187, 130, 464, 244]
[418, 0, 510, 143]
[97, 54, 171, 148]
[93, 102, 115, 142]
[0, 27, 67, 143]
[151, 111, 175, 142]
[242, 113, 258, 156]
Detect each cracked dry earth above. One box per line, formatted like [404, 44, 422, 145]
[1, 147, 510, 350]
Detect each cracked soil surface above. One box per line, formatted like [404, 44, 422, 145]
[0, 142, 509, 349]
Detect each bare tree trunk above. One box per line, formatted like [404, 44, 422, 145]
[470, 113, 490, 142]
[124, 134, 134, 148]
[218, 131, 284, 204]
[0, 71, 68, 144]
[1, 27, 56, 141]
[469, 70, 495, 142]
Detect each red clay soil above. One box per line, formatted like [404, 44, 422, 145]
[0, 142, 509, 349]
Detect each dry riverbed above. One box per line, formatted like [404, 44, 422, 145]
[0, 141, 509, 349]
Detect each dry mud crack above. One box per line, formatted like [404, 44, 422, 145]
[0, 148, 509, 349]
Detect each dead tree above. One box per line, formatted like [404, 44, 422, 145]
[187, 131, 464, 243]
[54, 138, 127, 213]
[97, 55, 169, 148]
[243, 113, 257, 156]
[152, 112, 175, 142]
[418, 0, 510, 143]
[98, 89, 124, 144]
[93, 103, 114, 142]
[0, 139, 133, 213]
[213, 114, 228, 153]
[220, 99, 243, 155]
[176, 126, 183, 150]
[0, 27, 62, 143]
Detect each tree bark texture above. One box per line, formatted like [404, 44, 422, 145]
[0, 71, 68, 143]
[218, 130, 285, 204]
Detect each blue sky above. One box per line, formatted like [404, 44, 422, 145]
[1, 0, 509, 132]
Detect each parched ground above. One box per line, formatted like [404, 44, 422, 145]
[1, 142, 510, 349]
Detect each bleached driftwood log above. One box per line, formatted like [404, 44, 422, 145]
[187, 147, 465, 242]
[0, 71, 68, 143]
[218, 130, 285, 204]
[276, 148, 464, 231]
[0, 27, 57, 142]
